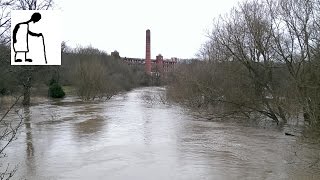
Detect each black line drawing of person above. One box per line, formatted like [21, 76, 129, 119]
[13, 12, 47, 64]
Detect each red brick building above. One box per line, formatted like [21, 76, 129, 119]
[122, 29, 177, 76]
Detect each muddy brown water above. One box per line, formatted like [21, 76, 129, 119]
[2, 87, 320, 179]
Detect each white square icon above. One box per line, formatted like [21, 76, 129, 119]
[11, 10, 61, 65]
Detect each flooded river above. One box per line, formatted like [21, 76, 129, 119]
[2, 87, 320, 179]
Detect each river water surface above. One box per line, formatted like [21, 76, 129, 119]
[3, 87, 320, 179]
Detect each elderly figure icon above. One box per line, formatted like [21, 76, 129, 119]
[13, 12, 47, 64]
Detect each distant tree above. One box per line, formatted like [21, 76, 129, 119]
[111, 50, 120, 59]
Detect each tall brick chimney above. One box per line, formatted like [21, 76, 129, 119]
[145, 29, 151, 75]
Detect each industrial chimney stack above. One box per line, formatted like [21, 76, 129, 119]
[145, 29, 151, 75]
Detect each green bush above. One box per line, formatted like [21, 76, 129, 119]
[0, 87, 7, 95]
[48, 83, 65, 98]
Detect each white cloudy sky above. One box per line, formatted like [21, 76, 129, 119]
[55, 0, 242, 59]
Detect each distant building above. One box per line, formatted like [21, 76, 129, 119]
[122, 29, 177, 76]
[122, 55, 177, 75]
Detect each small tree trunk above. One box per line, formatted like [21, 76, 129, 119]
[22, 77, 32, 106]
[278, 106, 287, 124]
[303, 107, 310, 123]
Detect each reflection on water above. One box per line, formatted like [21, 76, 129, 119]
[2, 87, 320, 179]
[73, 116, 105, 136]
[23, 107, 36, 177]
[24, 107, 34, 158]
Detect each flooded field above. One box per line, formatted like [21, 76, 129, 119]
[2, 87, 320, 179]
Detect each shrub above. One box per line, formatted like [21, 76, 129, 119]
[48, 83, 65, 98]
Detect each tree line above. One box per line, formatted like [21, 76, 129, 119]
[168, 0, 320, 131]
[0, 43, 149, 102]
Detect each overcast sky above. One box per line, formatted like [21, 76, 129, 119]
[56, 0, 241, 59]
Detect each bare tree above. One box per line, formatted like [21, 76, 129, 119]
[0, 0, 14, 44]
[0, 0, 54, 44]
[266, 0, 320, 124]
[72, 47, 119, 101]
[170, 0, 320, 126]
[207, 0, 288, 123]
[16, 0, 53, 10]
[0, 96, 23, 179]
